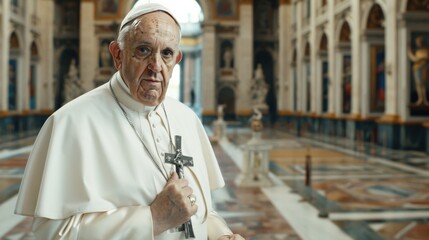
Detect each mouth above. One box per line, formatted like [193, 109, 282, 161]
[142, 78, 161, 84]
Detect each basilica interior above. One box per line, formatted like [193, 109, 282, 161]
[1, 0, 429, 239]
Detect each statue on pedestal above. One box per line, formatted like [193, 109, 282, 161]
[235, 106, 272, 187]
[408, 35, 429, 106]
[250, 64, 268, 110]
[247, 106, 264, 145]
[217, 104, 226, 121]
[63, 59, 84, 104]
[211, 104, 227, 141]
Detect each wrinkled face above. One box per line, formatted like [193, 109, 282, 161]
[110, 11, 182, 106]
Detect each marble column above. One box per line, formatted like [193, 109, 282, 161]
[193, 50, 203, 116]
[0, 0, 10, 112]
[277, 0, 291, 111]
[201, 22, 216, 115]
[21, 0, 32, 111]
[80, 1, 96, 91]
[379, 0, 399, 121]
[182, 52, 193, 104]
[38, 0, 55, 110]
[236, 0, 253, 114]
[349, 0, 361, 118]
[310, 0, 317, 114]
[327, 0, 336, 116]
[295, 1, 303, 112]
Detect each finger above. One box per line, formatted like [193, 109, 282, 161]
[186, 201, 198, 216]
[168, 172, 179, 182]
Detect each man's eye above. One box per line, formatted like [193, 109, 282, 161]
[162, 49, 174, 57]
[137, 47, 150, 55]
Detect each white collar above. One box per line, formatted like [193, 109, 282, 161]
[111, 72, 159, 113]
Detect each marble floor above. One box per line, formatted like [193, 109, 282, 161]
[0, 127, 429, 239]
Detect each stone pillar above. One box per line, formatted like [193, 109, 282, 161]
[80, 1, 96, 91]
[350, 0, 361, 117]
[295, 1, 303, 112]
[236, 0, 253, 113]
[21, 0, 32, 111]
[383, 0, 399, 120]
[38, 0, 55, 110]
[278, 0, 291, 111]
[0, 0, 10, 112]
[201, 22, 216, 115]
[310, 0, 317, 114]
[327, 0, 336, 115]
[182, 52, 193, 104]
[194, 49, 202, 116]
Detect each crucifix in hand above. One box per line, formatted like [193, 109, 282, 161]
[165, 135, 195, 239]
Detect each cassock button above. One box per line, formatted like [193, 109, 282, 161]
[156, 138, 160, 143]
[152, 123, 156, 128]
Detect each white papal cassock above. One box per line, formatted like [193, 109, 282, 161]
[15, 72, 232, 239]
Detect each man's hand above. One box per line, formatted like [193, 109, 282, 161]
[218, 234, 245, 240]
[150, 172, 198, 235]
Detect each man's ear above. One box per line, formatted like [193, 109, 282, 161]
[109, 41, 122, 70]
[175, 51, 183, 64]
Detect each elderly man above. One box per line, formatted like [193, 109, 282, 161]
[15, 1, 244, 239]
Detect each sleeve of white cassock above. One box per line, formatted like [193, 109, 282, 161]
[207, 210, 233, 240]
[32, 206, 154, 240]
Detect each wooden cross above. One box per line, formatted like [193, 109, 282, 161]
[164, 135, 195, 239]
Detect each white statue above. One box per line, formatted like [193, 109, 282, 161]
[217, 104, 226, 121]
[408, 36, 429, 106]
[63, 59, 84, 104]
[250, 64, 269, 109]
[249, 106, 263, 133]
[223, 47, 233, 69]
[212, 104, 227, 141]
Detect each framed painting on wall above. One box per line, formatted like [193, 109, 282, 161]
[95, 0, 122, 20]
[213, 0, 238, 19]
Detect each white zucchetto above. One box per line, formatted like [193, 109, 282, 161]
[120, 0, 181, 30]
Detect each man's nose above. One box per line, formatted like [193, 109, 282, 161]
[148, 52, 162, 72]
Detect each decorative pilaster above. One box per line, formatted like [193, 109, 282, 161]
[350, 0, 361, 117]
[80, 1, 96, 90]
[182, 53, 192, 104]
[0, 0, 10, 112]
[327, 0, 336, 116]
[194, 50, 202, 115]
[310, 0, 317, 114]
[201, 22, 216, 115]
[236, 3, 253, 113]
[38, 0, 55, 110]
[383, 0, 399, 119]
[278, 1, 291, 111]
[295, 2, 303, 112]
[21, 0, 32, 111]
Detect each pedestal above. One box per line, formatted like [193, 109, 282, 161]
[235, 142, 273, 187]
[212, 119, 226, 141]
